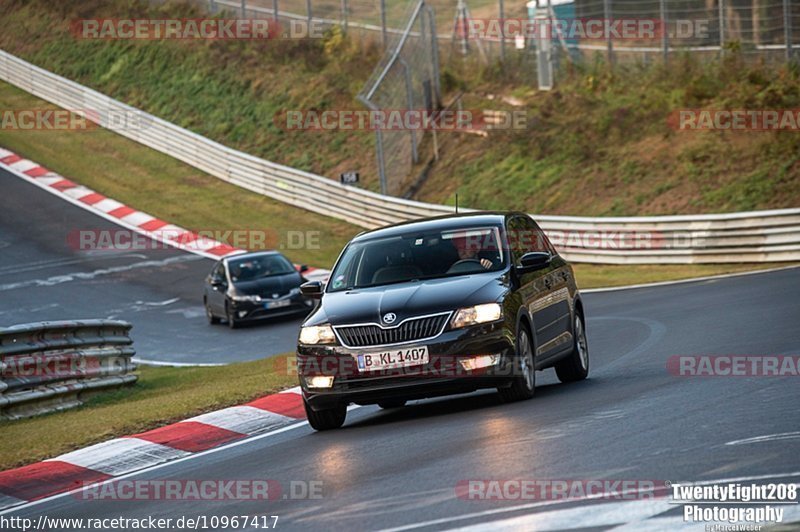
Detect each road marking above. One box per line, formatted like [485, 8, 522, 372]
[451, 499, 674, 531]
[582, 264, 800, 294]
[379, 472, 800, 532]
[725, 432, 800, 446]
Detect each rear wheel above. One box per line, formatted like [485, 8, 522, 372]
[205, 298, 220, 325]
[378, 399, 407, 409]
[555, 310, 589, 383]
[498, 324, 536, 402]
[304, 398, 346, 431]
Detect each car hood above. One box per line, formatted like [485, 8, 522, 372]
[232, 272, 302, 296]
[305, 272, 508, 326]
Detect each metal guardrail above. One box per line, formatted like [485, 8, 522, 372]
[0, 320, 137, 419]
[0, 49, 798, 263]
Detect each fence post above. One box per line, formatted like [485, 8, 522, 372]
[719, 0, 725, 57]
[375, 129, 388, 194]
[399, 60, 419, 164]
[381, 0, 388, 47]
[660, 0, 668, 62]
[784, 0, 793, 61]
[342, 0, 348, 32]
[307, 0, 313, 34]
[499, 0, 506, 62]
[604, 0, 614, 65]
[427, 5, 442, 107]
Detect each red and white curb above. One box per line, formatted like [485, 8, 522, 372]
[0, 387, 305, 511]
[0, 146, 331, 282]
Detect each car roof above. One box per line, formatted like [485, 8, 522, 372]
[351, 211, 523, 243]
[222, 250, 283, 263]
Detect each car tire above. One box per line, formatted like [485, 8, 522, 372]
[205, 298, 220, 325]
[304, 398, 346, 431]
[555, 310, 589, 383]
[377, 399, 407, 409]
[226, 304, 240, 330]
[498, 324, 536, 402]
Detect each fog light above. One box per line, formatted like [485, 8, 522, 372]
[305, 376, 335, 389]
[460, 354, 500, 371]
[238, 310, 248, 318]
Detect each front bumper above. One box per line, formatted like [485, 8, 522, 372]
[230, 294, 313, 322]
[297, 320, 515, 410]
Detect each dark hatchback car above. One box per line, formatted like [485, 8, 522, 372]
[204, 251, 314, 328]
[296, 212, 589, 430]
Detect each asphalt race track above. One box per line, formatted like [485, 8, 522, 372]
[5, 262, 799, 529]
[0, 167, 307, 364]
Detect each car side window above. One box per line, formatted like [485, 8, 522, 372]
[522, 216, 555, 255]
[211, 262, 226, 282]
[506, 216, 528, 266]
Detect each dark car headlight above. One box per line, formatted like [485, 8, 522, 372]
[450, 303, 502, 329]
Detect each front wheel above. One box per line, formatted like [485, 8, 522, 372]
[304, 399, 346, 431]
[205, 298, 220, 325]
[555, 311, 589, 383]
[226, 304, 240, 329]
[498, 324, 536, 402]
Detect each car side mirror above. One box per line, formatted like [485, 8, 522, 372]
[299, 264, 309, 273]
[300, 280, 324, 299]
[518, 252, 551, 272]
[210, 277, 226, 288]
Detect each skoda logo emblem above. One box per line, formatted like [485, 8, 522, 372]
[383, 312, 397, 324]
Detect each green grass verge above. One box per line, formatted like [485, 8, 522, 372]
[0, 81, 359, 269]
[1, 79, 794, 289]
[0, 356, 296, 471]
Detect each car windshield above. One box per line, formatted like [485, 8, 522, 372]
[327, 226, 505, 292]
[227, 254, 295, 282]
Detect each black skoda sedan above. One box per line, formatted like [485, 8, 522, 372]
[296, 212, 589, 430]
[204, 251, 314, 328]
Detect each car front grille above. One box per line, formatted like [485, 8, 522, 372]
[335, 313, 450, 348]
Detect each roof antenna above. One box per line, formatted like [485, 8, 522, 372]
[455, 193, 459, 214]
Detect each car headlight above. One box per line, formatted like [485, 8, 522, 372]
[230, 293, 261, 302]
[451, 303, 502, 329]
[299, 324, 336, 345]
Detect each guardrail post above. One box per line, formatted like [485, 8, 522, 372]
[241, 0, 247, 17]
[273, 0, 279, 22]
[660, 0, 668, 62]
[719, 0, 725, 58]
[784, 0, 793, 61]
[307, 0, 313, 34]
[341, 0, 348, 32]
[209, 0, 217, 14]
[604, 0, 614, 66]
[499, 0, 506, 62]
[381, 0, 388, 48]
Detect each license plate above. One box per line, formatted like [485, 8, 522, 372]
[356, 346, 429, 371]
[265, 299, 291, 310]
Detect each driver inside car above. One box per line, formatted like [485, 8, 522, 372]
[451, 235, 497, 270]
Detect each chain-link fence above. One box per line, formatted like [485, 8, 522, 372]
[358, 0, 441, 196]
